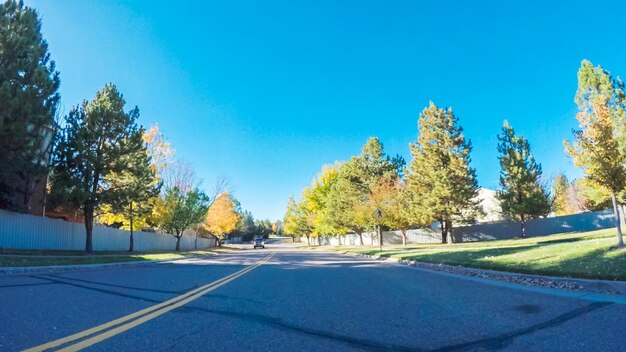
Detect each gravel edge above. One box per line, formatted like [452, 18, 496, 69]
[342, 251, 626, 295]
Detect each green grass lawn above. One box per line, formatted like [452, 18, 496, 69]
[0, 250, 218, 267]
[327, 229, 626, 281]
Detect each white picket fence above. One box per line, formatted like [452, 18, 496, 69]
[0, 209, 215, 251]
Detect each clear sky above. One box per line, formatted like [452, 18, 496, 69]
[29, 0, 626, 221]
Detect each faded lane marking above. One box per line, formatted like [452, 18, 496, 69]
[24, 253, 274, 352]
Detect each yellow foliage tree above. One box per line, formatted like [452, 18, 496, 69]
[203, 192, 240, 244]
[99, 203, 151, 231]
[302, 164, 345, 244]
[142, 124, 175, 175]
[100, 124, 174, 232]
[565, 60, 626, 248]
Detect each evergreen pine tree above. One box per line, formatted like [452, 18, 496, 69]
[51, 84, 143, 253]
[496, 121, 552, 237]
[101, 129, 162, 252]
[407, 102, 481, 244]
[0, 0, 60, 211]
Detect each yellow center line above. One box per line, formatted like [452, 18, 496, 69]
[24, 252, 274, 352]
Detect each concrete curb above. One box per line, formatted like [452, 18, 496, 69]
[336, 251, 626, 304]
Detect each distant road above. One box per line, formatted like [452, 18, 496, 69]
[1, 246, 624, 351]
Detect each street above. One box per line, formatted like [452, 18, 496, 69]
[1, 246, 625, 352]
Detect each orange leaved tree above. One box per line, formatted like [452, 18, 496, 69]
[203, 192, 240, 246]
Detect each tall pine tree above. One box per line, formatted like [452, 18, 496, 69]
[100, 129, 162, 252]
[496, 121, 552, 237]
[0, 0, 60, 212]
[407, 102, 481, 244]
[51, 84, 144, 253]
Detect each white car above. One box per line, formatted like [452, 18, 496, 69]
[253, 238, 265, 249]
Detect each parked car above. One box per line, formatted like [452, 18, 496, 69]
[253, 238, 265, 249]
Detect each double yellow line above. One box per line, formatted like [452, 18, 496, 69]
[25, 252, 274, 352]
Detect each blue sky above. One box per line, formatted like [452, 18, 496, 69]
[29, 0, 626, 221]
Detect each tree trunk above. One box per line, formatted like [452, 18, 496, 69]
[337, 235, 342, 246]
[84, 205, 94, 253]
[520, 215, 526, 239]
[447, 220, 454, 244]
[357, 231, 364, 246]
[128, 203, 134, 252]
[440, 220, 447, 244]
[306, 235, 310, 245]
[175, 234, 182, 251]
[401, 229, 407, 246]
[611, 193, 624, 249]
[21, 174, 36, 213]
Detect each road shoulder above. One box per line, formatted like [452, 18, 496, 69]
[327, 249, 626, 304]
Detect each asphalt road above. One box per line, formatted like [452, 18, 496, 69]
[1, 246, 625, 352]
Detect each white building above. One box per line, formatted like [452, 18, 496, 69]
[475, 188, 504, 223]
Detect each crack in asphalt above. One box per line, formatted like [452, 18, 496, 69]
[44, 274, 186, 294]
[20, 275, 615, 352]
[167, 302, 612, 352]
[161, 327, 209, 351]
[28, 275, 424, 351]
[33, 275, 264, 305]
[30, 275, 175, 303]
[0, 281, 56, 288]
[169, 307, 428, 352]
[432, 302, 614, 351]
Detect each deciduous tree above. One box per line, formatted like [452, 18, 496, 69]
[327, 138, 403, 245]
[303, 165, 344, 244]
[203, 192, 240, 245]
[565, 60, 626, 248]
[283, 196, 313, 244]
[161, 159, 199, 194]
[574, 177, 614, 211]
[373, 179, 426, 246]
[553, 173, 571, 216]
[142, 124, 175, 176]
[158, 187, 209, 251]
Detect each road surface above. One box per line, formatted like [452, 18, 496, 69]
[1, 246, 625, 351]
